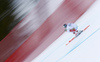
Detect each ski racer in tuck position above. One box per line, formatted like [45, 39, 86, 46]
[63, 23, 81, 36]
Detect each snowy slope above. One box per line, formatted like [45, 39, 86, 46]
[31, 0, 100, 62]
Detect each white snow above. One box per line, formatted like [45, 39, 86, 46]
[31, 0, 100, 62]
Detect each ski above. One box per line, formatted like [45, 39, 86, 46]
[66, 25, 90, 45]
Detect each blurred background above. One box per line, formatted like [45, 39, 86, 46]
[0, 0, 40, 41]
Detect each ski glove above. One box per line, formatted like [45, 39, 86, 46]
[65, 29, 67, 31]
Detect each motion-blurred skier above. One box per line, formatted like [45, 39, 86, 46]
[63, 23, 79, 36]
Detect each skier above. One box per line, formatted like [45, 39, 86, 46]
[63, 23, 79, 36]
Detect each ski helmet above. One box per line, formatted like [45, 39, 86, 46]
[63, 24, 67, 28]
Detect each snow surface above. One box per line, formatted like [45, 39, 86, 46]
[31, 0, 100, 62]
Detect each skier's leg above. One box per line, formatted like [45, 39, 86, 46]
[73, 32, 75, 34]
[73, 31, 77, 36]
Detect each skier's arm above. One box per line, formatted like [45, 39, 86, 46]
[65, 29, 70, 32]
[65, 29, 67, 31]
